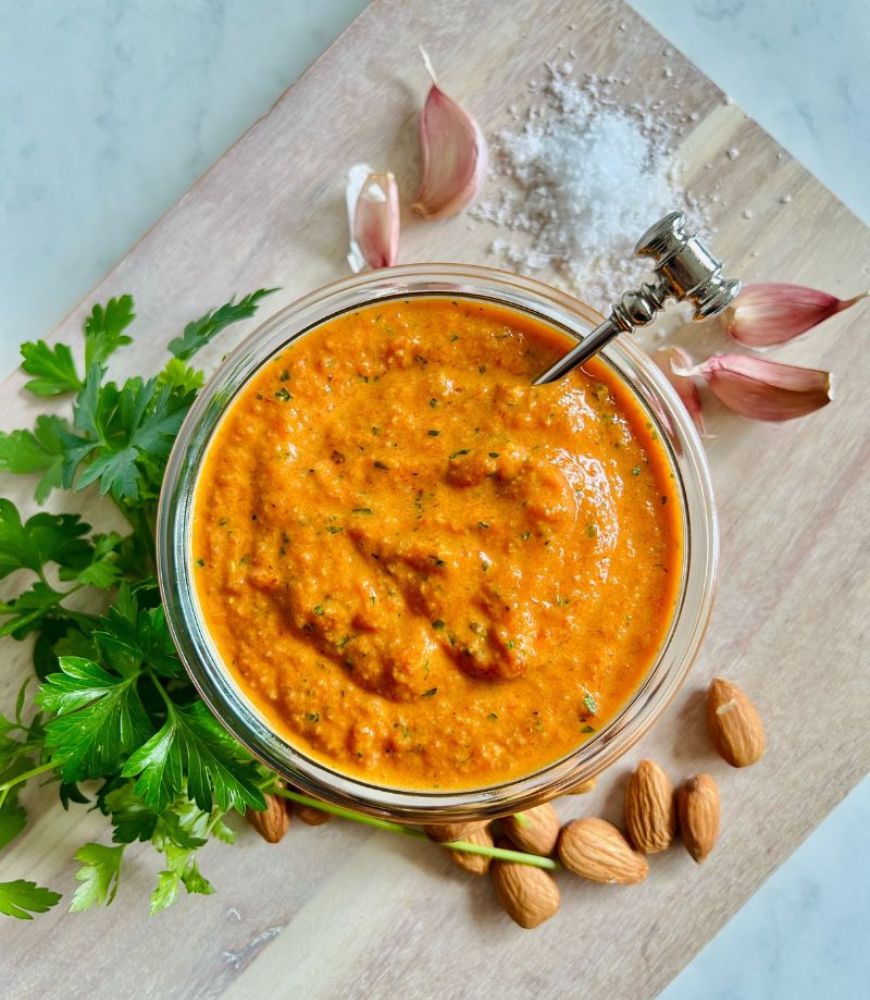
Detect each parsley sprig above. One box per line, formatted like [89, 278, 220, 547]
[0, 290, 278, 919]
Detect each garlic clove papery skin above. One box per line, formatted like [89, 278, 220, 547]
[697, 354, 833, 422]
[724, 283, 868, 347]
[413, 81, 488, 220]
[353, 171, 400, 270]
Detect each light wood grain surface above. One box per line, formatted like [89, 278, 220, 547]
[1, 1, 868, 997]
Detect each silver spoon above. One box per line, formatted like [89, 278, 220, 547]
[533, 212, 742, 385]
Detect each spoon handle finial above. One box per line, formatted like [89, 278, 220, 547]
[533, 212, 741, 385]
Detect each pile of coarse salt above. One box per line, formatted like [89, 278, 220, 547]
[472, 68, 708, 311]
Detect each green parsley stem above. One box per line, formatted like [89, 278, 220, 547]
[273, 788, 559, 870]
[148, 673, 176, 714]
[0, 759, 57, 796]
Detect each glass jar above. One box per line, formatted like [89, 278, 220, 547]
[157, 264, 718, 824]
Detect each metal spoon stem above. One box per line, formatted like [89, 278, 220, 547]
[532, 212, 741, 385]
[533, 318, 619, 385]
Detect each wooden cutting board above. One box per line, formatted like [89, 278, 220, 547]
[2, 1, 868, 996]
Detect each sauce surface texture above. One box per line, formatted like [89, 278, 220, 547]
[193, 298, 682, 789]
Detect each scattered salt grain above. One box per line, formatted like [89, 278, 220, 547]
[780, 194, 792, 204]
[726, 147, 740, 161]
[471, 68, 709, 309]
[742, 209, 753, 220]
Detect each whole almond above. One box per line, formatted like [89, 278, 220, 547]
[566, 776, 597, 795]
[624, 759, 676, 854]
[297, 804, 332, 826]
[707, 678, 765, 767]
[426, 820, 494, 875]
[678, 773, 720, 863]
[425, 821, 484, 844]
[491, 852, 561, 928]
[246, 793, 290, 843]
[558, 817, 649, 884]
[503, 803, 560, 856]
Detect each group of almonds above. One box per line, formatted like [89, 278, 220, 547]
[247, 676, 765, 930]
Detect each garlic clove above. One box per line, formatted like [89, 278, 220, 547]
[653, 345, 705, 435]
[412, 51, 487, 220]
[725, 283, 868, 347]
[353, 171, 400, 270]
[696, 354, 832, 422]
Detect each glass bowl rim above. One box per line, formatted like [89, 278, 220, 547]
[156, 263, 718, 823]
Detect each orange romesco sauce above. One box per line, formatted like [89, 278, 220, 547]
[193, 298, 682, 790]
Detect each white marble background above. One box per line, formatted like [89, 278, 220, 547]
[0, 1, 868, 997]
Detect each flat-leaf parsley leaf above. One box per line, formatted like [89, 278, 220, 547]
[0, 288, 277, 919]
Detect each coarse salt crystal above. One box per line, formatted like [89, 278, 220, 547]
[471, 69, 709, 309]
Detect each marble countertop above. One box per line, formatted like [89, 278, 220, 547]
[0, 1, 867, 996]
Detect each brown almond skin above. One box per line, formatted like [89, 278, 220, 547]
[297, 804, 332, 826]
[678, 773, 720, 863]
[425, 821, 484, 844]
[426, 821, 494, 875]
[246, 793, 290, 844]
[624, 760, 676, 854]
[707, 678, 766, 767]
[491, 855, 561, 928]
[558, 817, 649, 884]
[503, 802, 560, 856]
